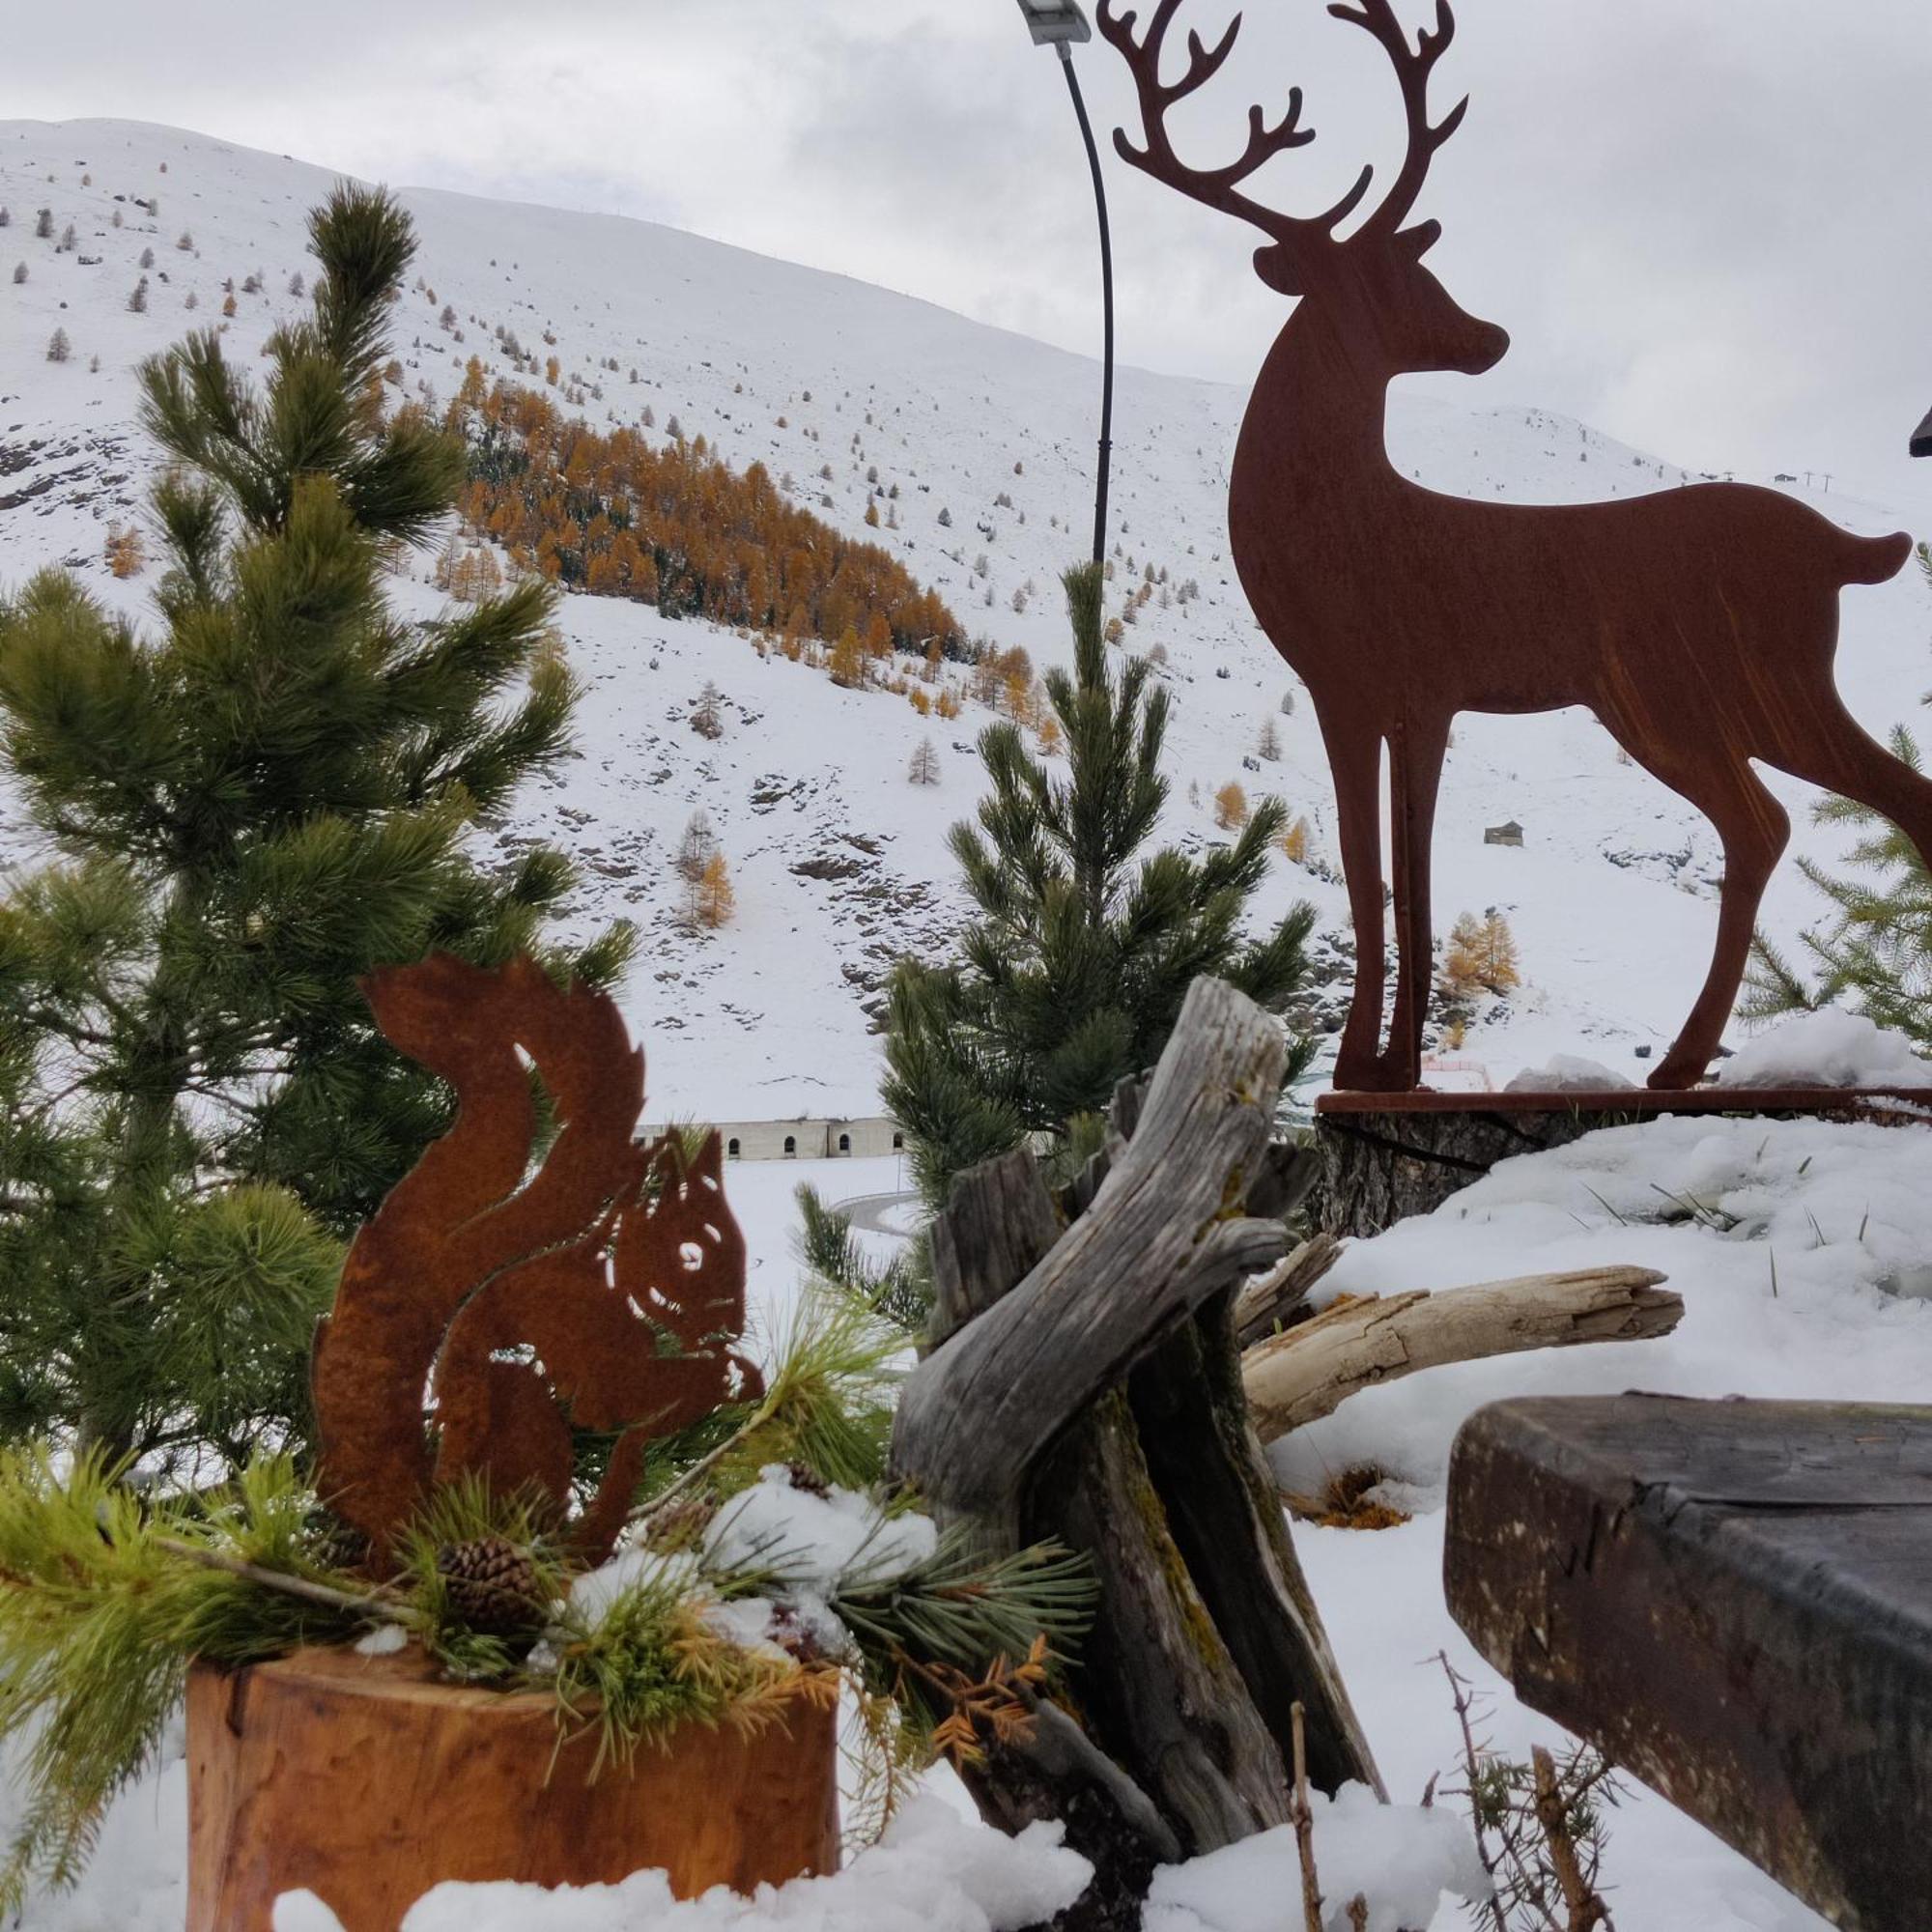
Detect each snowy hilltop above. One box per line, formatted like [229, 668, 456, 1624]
[3, 118, 1927, 1116]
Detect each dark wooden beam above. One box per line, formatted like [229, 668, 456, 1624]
[1444, 1395, 1932, 1932]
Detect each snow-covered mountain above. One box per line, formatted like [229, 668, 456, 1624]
[3, 118, 1925, 1118]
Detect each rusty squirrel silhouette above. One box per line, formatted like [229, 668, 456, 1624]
[311, 953, 763, 1567]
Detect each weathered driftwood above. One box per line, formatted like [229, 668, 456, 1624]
[895, 978, 1293, 1520]
[1232, 1234, 1344, 1350]
[891, 980, 1379, 1923]
[186, 1647, 837, 1932]
[1241, 1266, 1683, 1442]
[1445, 1395, 1932, 1932]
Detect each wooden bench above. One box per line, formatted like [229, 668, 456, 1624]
[1444, 1395, 1932, 1932]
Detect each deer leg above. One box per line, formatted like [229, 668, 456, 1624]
[1320, 707, 1392, 1091]
[1388, 718, 1450, 1085]
[1766, 692, 1932, 876]
[1646, 760, 1790, 1091]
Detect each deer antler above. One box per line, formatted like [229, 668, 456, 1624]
[1096, 1, 1372, 251]
[1327, 0, 1467, 238]
[1099, 0, 1468, 261]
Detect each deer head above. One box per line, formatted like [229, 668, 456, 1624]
[1099, 0, 1509, 379]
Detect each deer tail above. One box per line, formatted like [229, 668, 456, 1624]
[1836, 528, 1914, 584]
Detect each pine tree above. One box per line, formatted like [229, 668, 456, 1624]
[1476, 912, 1521, 993]
[1257, 716, 1282, 761]
[1442, 913, 1487, 994]
[675, 810, 717, 881]
[33, 208, 51, 240]
[44, 328, 69, 363]
[0, 185, 630, 1475]
[691, 682, 724, 740]
[1746, 721, 1932, 1047]
[908, 738, 941, 787]
[829, 626, 865, 688]
[885, 560, 1320, 1204]
[695, 852, 735, 929]
[1444, 911, 1520, 996]
[13, 263, 27, 286]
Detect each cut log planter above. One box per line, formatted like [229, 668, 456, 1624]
[186, 1647, 838, 1932]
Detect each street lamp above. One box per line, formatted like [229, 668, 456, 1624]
[1015, 0, 1115, 568]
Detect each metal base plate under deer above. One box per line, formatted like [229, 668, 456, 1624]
[1099, 0, 1932, 1095]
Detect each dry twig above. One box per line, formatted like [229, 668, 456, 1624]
[1533, 1746, 1612, 1931]
[1291, 1700, 1324, 1932]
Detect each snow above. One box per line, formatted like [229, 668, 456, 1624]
[273, 1799, 1090, 1932]
[4, 116, 1931, 1932]
[1502, 1054, 1634, 1093]
[558, 1466, 939, 1660]
[1717, 1009, 1931, 1090]
[1275, 1112, 1932, 1510]
[699, 1467, 937, 1594]
[1144, 1785, 1486, 1932]
[13, 1116, 1932, 1929]
[5, 120, 1930, 1113]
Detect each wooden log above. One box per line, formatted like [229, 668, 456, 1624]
[186, 1646, 838, 1932]
[1444, 1395, 1932, 1932]
[1129, 1301, 1382, 1800]
[1240, 1266, 1682, 1442]
[919, 1150, 1186, 1925]
[893, 979, 1381, 1915]
[894, 978, 1293, 1520]
[1231, 1235, 1344, 1350]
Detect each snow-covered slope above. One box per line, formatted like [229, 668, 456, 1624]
[3, 119, 1926, 1115]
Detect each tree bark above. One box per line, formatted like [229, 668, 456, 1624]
[1240, 1266, 1682, 1443]
[891, 980, 1383, 1922]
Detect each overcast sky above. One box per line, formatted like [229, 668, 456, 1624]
[10, 0, 1932, 521]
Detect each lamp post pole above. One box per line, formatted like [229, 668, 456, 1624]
[1017, 1, 1114, 568]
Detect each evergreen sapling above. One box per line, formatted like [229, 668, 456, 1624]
[0, 185, 631, 1475]
[885, 560, 1320, 1207]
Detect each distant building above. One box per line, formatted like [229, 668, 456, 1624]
[648, 1116, 904, 1163]
[1484, 820, 1524, 848]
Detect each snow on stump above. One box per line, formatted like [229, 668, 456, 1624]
[186, 1645, 838, 1932]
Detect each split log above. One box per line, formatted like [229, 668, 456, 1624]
[1232, 1234, 1345, 1350]
[895, 977, 1295, 1520]
[891, 979, 1380, 1925]
[1240, 1266, 1681, 1442]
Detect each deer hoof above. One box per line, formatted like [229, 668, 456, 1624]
[1645, 1056, 1706, 1093]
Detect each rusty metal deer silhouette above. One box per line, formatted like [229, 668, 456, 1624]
[1099, 0, 1932, 1092]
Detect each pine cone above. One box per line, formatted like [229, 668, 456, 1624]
[305, 1514, 369, 1577]
[784, 1461, 831, 1498]
[435, 1536, 547, 1638]
[641, 1492, 720, 1552]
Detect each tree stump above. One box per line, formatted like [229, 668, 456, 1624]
[1308, 1088, 1932, 1237]
[891, 979, 1379, 1926]
[186, 1647, 838, 1932]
